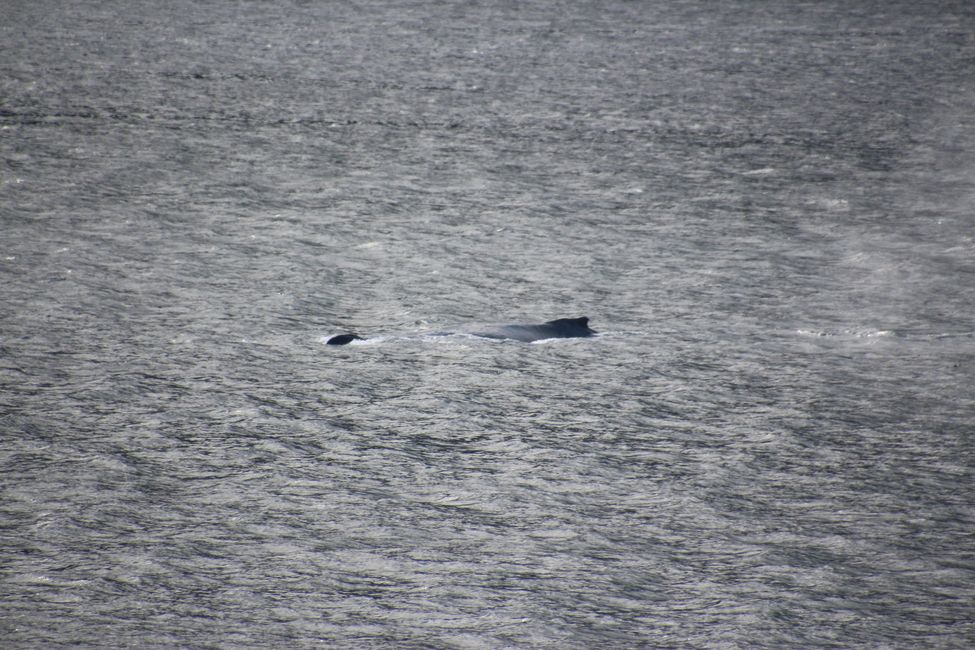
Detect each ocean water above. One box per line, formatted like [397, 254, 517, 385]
[2, 1, 974, 647]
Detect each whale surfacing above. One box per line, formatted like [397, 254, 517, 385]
[326, 316, 596, 346]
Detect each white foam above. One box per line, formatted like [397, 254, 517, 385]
[796, 328, 894, 339]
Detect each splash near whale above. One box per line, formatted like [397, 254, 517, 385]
[326, 317, 597, 345]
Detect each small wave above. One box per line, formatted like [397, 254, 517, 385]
[796, 328, 895, 339]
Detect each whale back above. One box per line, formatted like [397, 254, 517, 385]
[326, 333, 362, 345]
[543, 316, 593, 333]
[327, 317, 596, 346]
[473, 316, 595, 342]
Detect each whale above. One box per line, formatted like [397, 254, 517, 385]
[326, 316, 597, 345]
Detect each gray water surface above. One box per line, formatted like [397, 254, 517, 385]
[2, 1, 975, 648]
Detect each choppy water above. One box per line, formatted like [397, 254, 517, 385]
[3, 1, 975, 647]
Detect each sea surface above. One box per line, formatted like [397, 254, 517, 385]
[2, 1, 974, 648]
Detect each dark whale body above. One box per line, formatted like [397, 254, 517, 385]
[326, 316, 596, 346]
